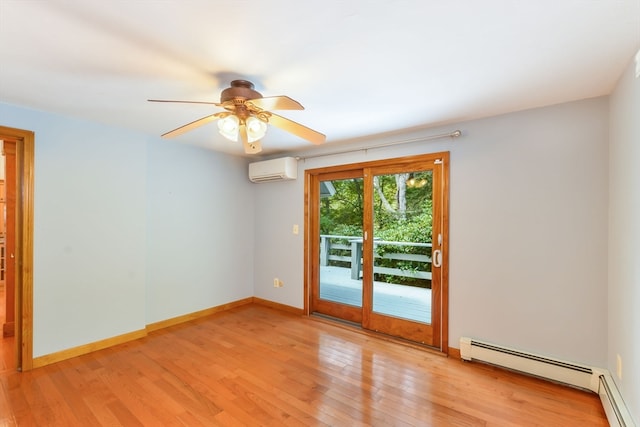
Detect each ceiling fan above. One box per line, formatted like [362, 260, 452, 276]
[149, 80, 326, 154]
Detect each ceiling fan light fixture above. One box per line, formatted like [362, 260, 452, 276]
[217, 114, 240, 141]
[151, 79, 325, 151]
[246, 116, 268, 142]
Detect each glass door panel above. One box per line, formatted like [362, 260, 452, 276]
[371, 170, 433, 324]
[363, 160, 443, 347]
[311, 170, 364, 324]
[319, 177, 364, 307]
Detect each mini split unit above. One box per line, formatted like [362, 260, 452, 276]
[248, 157, 297, 183]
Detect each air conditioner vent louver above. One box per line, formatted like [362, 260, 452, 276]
[251, 173, 286, 183]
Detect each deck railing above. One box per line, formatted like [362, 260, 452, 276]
[320, 234, 432, 282]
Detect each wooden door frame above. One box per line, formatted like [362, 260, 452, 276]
[0, 126, 34, 371]
[304, 152, 449, 353]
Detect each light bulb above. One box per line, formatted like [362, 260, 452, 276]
[246, 116, 268, 142]
[217, 115, 239, 141]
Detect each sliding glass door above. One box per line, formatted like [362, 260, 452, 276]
[307, 153, 449, 350]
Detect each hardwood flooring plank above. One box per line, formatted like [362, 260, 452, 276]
[231, 371, 325, 426]
[0, 304, 608, 426]
[82, 394, 126, 427]
[46, 367, 103, 426]
[93, 355, 178, 425]
[233, 368, 335, 426]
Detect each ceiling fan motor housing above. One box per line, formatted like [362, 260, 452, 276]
[220, 80, 262, 103]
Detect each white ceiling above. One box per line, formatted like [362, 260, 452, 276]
[1, 1, 638, 157]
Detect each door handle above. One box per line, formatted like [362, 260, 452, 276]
[433, 249, 442, 268]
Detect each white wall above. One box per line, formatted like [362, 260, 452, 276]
[146, 139, 254, 323]
[608, 53, 640, 423]
[254, 96, 609, 367]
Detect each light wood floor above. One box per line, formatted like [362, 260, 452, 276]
[0, 304, 607, 426]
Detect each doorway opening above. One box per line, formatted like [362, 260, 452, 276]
[305, 153, 449, 352]
[0, 126, 35, 372]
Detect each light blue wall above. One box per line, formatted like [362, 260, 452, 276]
[1, 103, 148, 356]
[608, 53, 640, 424]
[0, 102, 254, 357]
[255, 96, 610, 368]
[145, 139, 254, 324]
[253, 179, 305, 307]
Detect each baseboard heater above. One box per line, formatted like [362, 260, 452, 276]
[460, 337, 636, 427]
[598, 372, 636, 427]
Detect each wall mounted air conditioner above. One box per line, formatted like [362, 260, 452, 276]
[248, 157, 297, 183]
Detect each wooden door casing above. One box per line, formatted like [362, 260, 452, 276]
[0, 125, 35, 372]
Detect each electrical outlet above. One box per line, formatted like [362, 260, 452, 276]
[273, 278, 283, 288]
[616, 354, 622, 380]
[292, 224, 299, 235]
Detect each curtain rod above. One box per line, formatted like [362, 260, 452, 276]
[295, 130, 462, 160]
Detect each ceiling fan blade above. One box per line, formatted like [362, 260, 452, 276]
[239, 124, 262, 154]
[267, 112, 326, 144]
[148, 99, 222, 106]
[246, 96, 304, 111]
[161, 112, 226, 138]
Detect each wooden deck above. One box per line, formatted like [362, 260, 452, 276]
[320, 266, 432, 323]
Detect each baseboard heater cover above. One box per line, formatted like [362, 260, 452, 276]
[459, 337, 636, 427]
[599, 372, 636, 427]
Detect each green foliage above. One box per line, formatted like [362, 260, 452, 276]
[331, 223, 362, 237]
[320, 172, 434, 288]
[374, 208, 433, 288]
[375, 207, 433, 244]
[319, 178, 363, 235]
